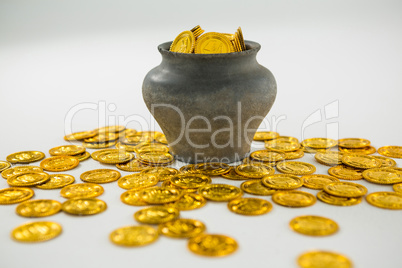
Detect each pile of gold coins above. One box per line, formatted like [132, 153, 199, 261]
[169, 25, 246, 54]
[1, 126, 402, 267]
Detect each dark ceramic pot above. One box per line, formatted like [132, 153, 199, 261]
[142, 41, 277, 163]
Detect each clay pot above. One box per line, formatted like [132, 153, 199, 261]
[142, 41, 277, 163]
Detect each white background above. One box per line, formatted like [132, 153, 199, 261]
[1, 0, 402, 267]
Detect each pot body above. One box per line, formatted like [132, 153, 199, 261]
[142, 41, 277, 163]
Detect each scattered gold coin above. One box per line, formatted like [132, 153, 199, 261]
[235, 163, 275, 179]
[117, 173, 158, 190]
[227, 197, 272, 216]
[73, 151, 91, 161]
[11, 221, 62, 243]
[80, 169, 121, 184]
[137, 151, 174, 166]
[40, 156, 79, 172]
[1, 165, 43, 180]
[253, 131, 279, 141]
[221, 167, 250, 180]
[16, 199, 62, 217]
[134, 206, 179, 224]
[7, 151, 45, 164]
[338, 138, 371, 148]
[64, 130, 97, 141]
[289, 215, 339, 236]
[192, 162, 231, 176]
[198, 184, 242, 202]
[0, 161, 11, 172]
[116, 159, 150, 172]
[167, 193, 207, 210]
[341, 154, 382, 169]
[338, 145, 376, 155]
[96, 150, 134, 164]
[265, 137, 300, 152]
[378, 145, 402, 158]
[328, 165, 363, 180]
[371, 155, 396, 168]
[301, 138, 337, 149]
[362, 168, 402, 184]
[314, 151, 344, 166]
[188, 234, 238, 257]
[317, 190, 362, 206]
[276, 161, 316, 175]
[297, 250, 352, 268]
[283, 149, 305, 160]
[140, 167, 179, 181]
[179, 164, 196, 173]
[250, 150, 285, 163]
[140, 187, 182, 204]
[36, 174, 75, 189]
[272, 191, 316, 208]
[8, 172, 50, 187]
[82, 141, 116, 149]
[110, 225, 159, 247]
[170, 173, 211, 189]
[0, 187, 34, 205]
[262, 174, 303, 190]
[323, 182, 367, 198]
[49, 145, 86, 156]
[301, 174, 340, 190]
[240, 179, 278, 196]
[60, 183, 104, 199]
[366, 192, 402, 210]
[159, 219, 206, 238]
[62, 198, 107, 215]
[393, 183, 402, 193]
[120, 189, 148, 206]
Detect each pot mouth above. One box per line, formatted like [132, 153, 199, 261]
[158, 40, 261, 58]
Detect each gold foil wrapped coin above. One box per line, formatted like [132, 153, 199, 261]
[116, 159, 149, 172]
[301, 138, 337, 149]
[341, 154, 382, 169]
[64, 130, 97, 141]
[192, 162, 231, 176]
[338, 145, 376, 155]
[0, 161, 11, 172]
[141, 167, 179, 181]
[314, 151, 344, 166]
[140, 187, 182, 204]
[253, 131, 279, 141]
[170, 30, 196, 53]
[120, 190, 148, 206]
[250, 150, 285, 163]
[338, 138, 370, 148]
[170, 173, 211, 189]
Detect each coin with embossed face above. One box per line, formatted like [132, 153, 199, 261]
[60, 183, 104, 199]
[301, 138, 337, 149]
[193, 162, 231, 176]
[250, 150, 285, 163]
[1, 166, 43, 180]
[324, 182, 367, 198]
[16, 199, 62, 217]
[117, 173, 158, 190]
[328, 165, 363, 180]
[140, 187, 182, 204]
[198, 184, 243, 202]
[116, 159, 150, 172]
[49, 145, 86, 156]
[272, 191, 316, 208]
[341, 154, 382, 169]
[170, 30, 196, 53]
[80, 169, 121, 184]
[62, 198, 107, 215]
[0, 187, 34, 205]
[362, 168, 402, 184]
[40, 156, 79, 172]
[167, 193, 207, 211]
[110, 225, 159, 247]
[302, 174, 339, 190]
[134, 206, 179, 224]
[188, 234, 238, 257]
[228, 197, 272, 216]
[240, 180, 278, 196]
[235, 163, 275, 179]
[11, 221, 62, 243]
[141, 167, 179, 181]
[170, 173, 211, 189]
[138, 151, 174, 166]
[371, 155, 396, 168]
[8, 172, 50, 187]
[314, 151, 344, 166]
[262, 174, 303, 190]
[36, 174, 75, 189]
[159, 219, 206, 238]
[277, 161, 316, 175]
[265, 137, 300, 152]
[298, 250, 353, 268]
[338, 138, 371, 148]
[97, 151, 134, 164]
[378, 145, 402, 158]
[366, 192, 402, 210]
[290, 215, 339, 236]
[317, 191, 362, 206]
[120, 190, 148, 206]
[195, 32, 234, 54]
[7, 151, 45, 164]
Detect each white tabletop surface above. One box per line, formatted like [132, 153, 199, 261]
[1, 0, 402, 267]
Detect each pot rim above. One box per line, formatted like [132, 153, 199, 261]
[158, 40, 261, 58]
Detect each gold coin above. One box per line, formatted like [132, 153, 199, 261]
[366, 192, 402, 210]
[302, 174, 339, 190]
[140, 187, 182, 204]
[328, 165, 363, 180]
[341, 154, 382, 169]
[0, 161, 11, 172]
[179, 164, 196, 173]
[40, 156, 79, 172]
[120, 190, 148, 206]
[276, 161, 316, 175]
[11, 221, 62, 243]
[190, 25, 205, 38]
[141, 167, 179, 181]
[84, 132, 119, 143]
[188, 234, 238, 257]
[170, 173, 211, 189]
[301, 138, 337, 149]
[122, 134, 153, 145]
[195, 32, 234, 54]
[236, 27, 246, 51]
[82, 141, 116, 149]
[74, 151, 91, 161]
[235, 163, 275, 179]
[91, 148, 118, 160]
[36, 174, 75, 189]
[170, 30, 196, 53]
[116, 159, 149, 172]
[97, 150, 134, 164]
[371, 155, 396, 168]
[314, 151, 344, 166]
[393, 183, 402, 193]
[110, 225, 159, 247]
[138, 151, 174, 165]
[378, 145, 402, 158]
[7, 151, 45, 164]
[64, 130, 97, 141]
[290, 215, 338, 236]
[134, 206, 179, 224]
[228, 197, 272, 216]
[1, 166, 42, 180]
[301, 146, 329, 154]
[80, 169, 121, 184]
[198, 184, 242, 202]
[338, 145, 376, 155]
[284, 149, 304, 160]
[262, 174, 303, 190]
[115, 142, 137, 152]
[193, 162, 231, 176]
[221, 167, 249, 180]
[298, 250, 353, 268]
[272, 191, 316, 207]
[362, 168, 402, 184]
[49, 145, 86, 156]
[96, 125, 125, 133]
[250, 150, 285, 162]
[60, 183, 104, 199]
[167, 193, 206, 210]
[135, 142, 169, 154]
[159, 219, 206, 238]
[8, 172, 50, 187]
[161, 179, 198, 192]
[317, 190, 362, 206]
[62, 198, 107, 215]
[253, 131, 279, 141]
[338, 138, 371, 148]
[16, 199, 62, 217]
[117, 173, 158, 190]
[0, 187, 34, 204]
[323, 182, 367, 198]
[265, 137, 300, 152]
[240, 179, 278, 196]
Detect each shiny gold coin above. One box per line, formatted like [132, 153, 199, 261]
[7, 151, 45, 164]
[378, 145, 402, 158]
[195, 32, 234, 54]
[341, 154, 382, 169]
[298, 250, 353, 268]
[323, 182, 367, 198]
[193, 162, 231, 176]
[301, 146, 329, 154]
[262, 174, 303, 190]
[236, 27, 246, 51]
[122, 134, 153, 145]
[140, 187, 182, 204]
[328, 165, 363, 180]
[138, 151, 174, 165]
[272, 191, 316, 207]
[91, 148, 121, 160]
[49, 145, 85, 156]
[371, 155, 396, 168]
[2, 165, 43, 179]
[60, 183, 104, 199]
[16, 199, 62, 217]
[167, 193, 206, 210]
[188, 234, 238, 257]
[314, 151, 344, 166]
[8, 172, 50, 187]
[36, 174, 75, 189]
[221, 167, 250, 180]
[284, 149, 305, 160]
[198, 184, 242, 202]
[235, 163, 275, 179]
[141, 167, 179, 181]
[74, 151, 91, 161]
[82, 141, 116, 149]
[0, 187, 34, 205]
[366, 192, 402, 210]
[170, 173, 211, 189]
[97, 151, 133, 164]
[302, 174, 340, 190]
[301, 138, 337, 149]
[115, 141, 137, 152]
[0, 161, 11, 172]
[117, 173, 158, 190]
[120, 190, 148, 206]
[135, 142, 169, 154]
[155, 134, 168, 145]
[170, 30, 196, 53]
[240, 179, 278, 196]
[159, 219, 206, 238]
[161, 180, 198, 192]
[11, 221, 62, 243]
[64, 130, 97, 141]
[62, 198, 107, 215]
[362, 168, 402, 184]
[276, 161, 316, 175]
[228, 197, 272, 216]
[84, 132, 119, 143]
[393, 183, 402, 193]
[338, 145, 376, 155]
[134, 206, 179, 224]
[317, 190, 362, 206]
[265, 137, 300, 152]
[253, 131, 279, 141]
[180, 164, 196, 173]
[110, 225, 159, 247]
[190, 25, 205, 38]
[338, 138, 371, 148]
[96, 125, 125, 133]
[40, 156, 79, 172]
[250, 150, 285, 163]
[290, 215, 338, 236]
[80, 169, 121, 184]
[116, 159, 149, 172]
